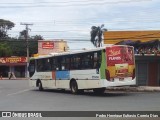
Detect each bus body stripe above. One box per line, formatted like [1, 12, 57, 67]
[100, 50, 106, 79]
[56, 71, 70, 80]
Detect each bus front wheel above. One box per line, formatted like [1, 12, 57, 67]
[70, 80, 78, 94]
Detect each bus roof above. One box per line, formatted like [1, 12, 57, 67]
[32, 47, 104, 59]
[31, 45, 133, 59]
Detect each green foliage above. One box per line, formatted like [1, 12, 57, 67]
[0, 19, 43, 57]
[90, 24, 107, 47]
[0, 19, 15, 38]
[7, 39, 26, 56]
[29, 40, 38, 56]
[0, 42, 12, 57]
[7, 39, 39, 57]
[0, 38, 40, 57]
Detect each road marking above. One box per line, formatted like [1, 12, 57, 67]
[7, 89, 30, 96]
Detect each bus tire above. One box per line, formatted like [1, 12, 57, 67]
[70, 80, 78, 94]
[38, 81, 43, 91]
[93, 88, 105, 94]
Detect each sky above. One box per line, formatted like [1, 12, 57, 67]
[1, 0, 160, 50]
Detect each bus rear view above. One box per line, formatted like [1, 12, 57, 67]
[102, 45, 136, 87]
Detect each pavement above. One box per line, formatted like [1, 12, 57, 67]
[1, 78, 160, 92]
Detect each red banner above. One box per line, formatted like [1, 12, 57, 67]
[106, 46, 122, 66]
[0, 57, 27, 63]
[106, 46, 134, 66]
[42, 42, 54, 49]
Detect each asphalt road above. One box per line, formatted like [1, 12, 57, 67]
[0, 80, 160, 120]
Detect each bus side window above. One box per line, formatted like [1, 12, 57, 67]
[52, 58, 57, 70]
[70, 56, 74, 70]
[65, 57, 70, 70]
[57, 57, 62, 71]
[52, 57, 61, 71]
[37, 59, 43, 72]
[62, 56, 70, 70]
[93, 51, 101, 69]
[70, 55, 80, 70]
[37, 58, 51, 72]
[58, 56, 70, 71]
[44, 58, 51, 71]
[61, 57, 66, 70]
[81, 53, 93, 69]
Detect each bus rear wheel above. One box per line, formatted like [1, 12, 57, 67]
[38, 81, 43, 91]
[70, 80, 78, 94]
[93, 88, 105, 94]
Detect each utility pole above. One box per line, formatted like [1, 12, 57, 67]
[20, 23, 33, 78]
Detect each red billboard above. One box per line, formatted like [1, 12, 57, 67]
[106, 46, 134, 66]
[0, 57, 27, 64]
[42, 42, 54, 49]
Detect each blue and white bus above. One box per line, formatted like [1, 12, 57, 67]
[29, 45, 136, 94]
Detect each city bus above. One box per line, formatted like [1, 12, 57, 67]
[28, 45, 136, 94]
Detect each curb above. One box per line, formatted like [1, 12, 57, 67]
[137, 86, 160, 92]
[106, 86, 160, 92]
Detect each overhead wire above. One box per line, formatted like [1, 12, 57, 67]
[1, 18, 160, 26]
[0, 0, 118, 4]
[0, 1, 159, 41]
[0, 0, 151, 8]
[1, 31, 160, 42]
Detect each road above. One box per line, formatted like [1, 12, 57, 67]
[0, 80, 160, 120]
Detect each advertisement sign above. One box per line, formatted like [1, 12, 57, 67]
[42, 42, 54, 49]
[38, 40, 68, 55]
[106, 46, 135, 79]
[0, 57, 27, 64]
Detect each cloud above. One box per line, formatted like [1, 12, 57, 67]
[2, 0, 160, 49]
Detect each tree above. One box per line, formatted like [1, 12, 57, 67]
[90, 24, 107, 47]
[29, 35, 44, 56]
[31, 35, 43, 40]
[0, 42, 12, 57]
[18, 29, 44, 56]
[0, 19, 44, 57]
[7, 38, 40, 57]
[7, 39, 26, 56]
[0, 19, 15, 39]
[19, 30, 27, 39]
